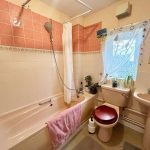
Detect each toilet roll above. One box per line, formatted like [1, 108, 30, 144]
[88, 125, 96, 133]
[88, 118, 96, 133]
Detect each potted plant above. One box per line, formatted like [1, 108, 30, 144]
[85, 75, 92, 92]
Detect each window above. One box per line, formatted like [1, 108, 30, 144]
[103, 26, 144, 80]
[111, 39, 137, 79]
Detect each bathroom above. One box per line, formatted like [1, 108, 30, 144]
[0, 0, 150, 149]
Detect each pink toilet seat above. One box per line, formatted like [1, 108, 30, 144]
[93, 105, 118, 125]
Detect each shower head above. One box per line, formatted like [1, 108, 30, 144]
[44, 21, 52, 33]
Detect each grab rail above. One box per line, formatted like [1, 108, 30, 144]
[39, 99, 53, 106]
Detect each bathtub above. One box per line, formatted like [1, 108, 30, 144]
[0, 92, 96, 150]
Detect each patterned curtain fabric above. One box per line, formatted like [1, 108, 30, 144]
[102, 20, 150, 80]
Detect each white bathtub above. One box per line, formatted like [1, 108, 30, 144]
[0, 92, 96, 150]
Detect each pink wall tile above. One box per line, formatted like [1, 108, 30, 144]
[78, 25, 84, 51]
[13, 27, 24, 37]
[32, 12, 41, 23]
[0, 11, 10, 24]
[22, 9, 32, 20]
[40, 15, 49, 25]
[25, 39, 34, 48]
[0, 23, 12, 36]
[52, 20, 63, 51]
[0, 0, 100, 52]
[72, 23, 101, 52]
[24, 29, 33, 39]
[33, 22, 42, 32]
[33, 31, 42, 41]
[42, 41, 50, 50]
[13, 37, 25, 47]
[0, 0, 9, 12]
[0, 0, 63, 51]
[23, 18, 33, 30]
[72, 24, 80, 52]
[34, 40, 43, 49]
[8, 2, 21, 20]
[0, 35, 13, 46]
[42, 33, 51, 50]
[84, 23, 101, 52]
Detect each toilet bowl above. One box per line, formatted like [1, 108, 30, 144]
[93, 84, 130, 142]
[93, 103, 119, 142]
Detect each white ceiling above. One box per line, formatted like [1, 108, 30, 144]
[41, 0, 119, 17]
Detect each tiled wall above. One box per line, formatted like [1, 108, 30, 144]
[0, 48, 64, 113]
[0, 0, 63, 51]
[72, 23, 101, 52]
[0, 0, 101, 52]
[73, 53, 102, 88]
[0, 0, 102, 114]
[84, 23, 101, 51]
[72, 24, 84, 52]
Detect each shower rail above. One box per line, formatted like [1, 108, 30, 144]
[22, 0, 31, 7]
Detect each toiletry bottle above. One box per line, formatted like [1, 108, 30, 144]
[79, 82, 83, 92]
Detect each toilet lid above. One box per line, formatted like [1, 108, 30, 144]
[93, 105, 118, 124]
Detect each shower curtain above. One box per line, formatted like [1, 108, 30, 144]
[63, 22, 77, 104]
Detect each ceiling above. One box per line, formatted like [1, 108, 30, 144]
[41, 0, 119, 17]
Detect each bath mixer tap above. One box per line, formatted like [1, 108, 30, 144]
[148, 88, 150, 94]
[39, 99, 53, 106]
[76, 90, 80, 98]
[76, 89, 84, 98]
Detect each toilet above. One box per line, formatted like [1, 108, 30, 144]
[93, 84, 130, 142]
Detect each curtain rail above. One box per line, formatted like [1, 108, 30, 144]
[110, 19, 150, 32]
[64, 0, 92, 23]
[22, 0, 31, 7]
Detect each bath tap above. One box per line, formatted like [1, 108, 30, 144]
[76, 89, 84, 98]
[76, 90, 80, 98]
[39, 99, 53, 106]
[148, 88, 150, 94]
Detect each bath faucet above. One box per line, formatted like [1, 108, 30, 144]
[39, 99, 53, 106]
[148, 88, 150, 94]
[76, 90, 80, 98]
[76, 89, 84, 98]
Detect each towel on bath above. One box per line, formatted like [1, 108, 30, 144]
[47, 104, 82, 149]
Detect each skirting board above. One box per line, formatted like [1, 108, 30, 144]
[119, 118, 144, 133]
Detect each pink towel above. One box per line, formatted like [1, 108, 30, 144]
[47, 104, 82, 149]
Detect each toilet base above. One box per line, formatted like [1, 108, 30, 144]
[98, 127, 112, 142]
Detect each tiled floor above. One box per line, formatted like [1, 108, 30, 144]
[62, 123, 144, 150]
